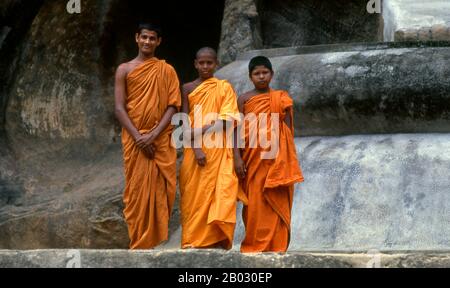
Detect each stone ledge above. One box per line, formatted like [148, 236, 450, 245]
[236, 41, 450, 60]
[1, 250, 450, 268]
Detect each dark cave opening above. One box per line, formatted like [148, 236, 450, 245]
[102, 0, 225, 84]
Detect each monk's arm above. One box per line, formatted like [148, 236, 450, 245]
[114, 64, 141, 141]
[158, 106, 178, 134]
[182, 84, 190, 115]
[284, 107, 292, 129]
[183, 84, 207, 166]
[233, 96, 246, 179]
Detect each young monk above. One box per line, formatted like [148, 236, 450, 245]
[234, 56, 304, 253]
[114, 23, 181, 249]
[179, 47, 243, 249]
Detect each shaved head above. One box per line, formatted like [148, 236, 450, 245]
[196, 47, 217, 59]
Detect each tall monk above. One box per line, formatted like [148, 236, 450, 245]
[114, 23, 181, 249]
[179, 47, 242, 249]
[233, 56, 304, 253]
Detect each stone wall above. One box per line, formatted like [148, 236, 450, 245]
[0, 0, 128, 249]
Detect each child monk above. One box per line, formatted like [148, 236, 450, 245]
[179, 47, 243, 249]
[233, 56, 304, 253]
[114, 23, 181, 249]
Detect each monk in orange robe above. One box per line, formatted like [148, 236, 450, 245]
[179, 47, 243, 249]
[114, 23, 181, 249]
[234, 56, 304, 253]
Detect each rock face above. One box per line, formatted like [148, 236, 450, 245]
[5, 0, 118, 143]
[258, 0, 382, 47]
[218, 0, 383, 65]
[383, 0, 450, 41]
[0, 0, 44, 131]
[289, 134, 450, 251]
[0, 0, 128, 249]
[218, 0, 263, 66]
[217, 42, 450, 137]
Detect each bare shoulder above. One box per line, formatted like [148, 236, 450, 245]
[115, 62, 129, 75]
[116, 61, 136, 76]
[238, 90, 258, 105]
[182, 81, 197, 96]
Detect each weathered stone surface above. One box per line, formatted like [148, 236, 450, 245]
[5, 0, 118, 143]
[0, 0, 44, 132]
[218, 0, 262, 66]
[0, 249, 449, 268]
[0, 140, 183, 249]
[0, 139, 22, 207]
[0, 143, 129, 249]
[216, 42, 450, 137]
[259, 0, 382, 48]
[290, 134, 450, 251]
[0, 0, 130, 249]
[384, 0, 450, 41]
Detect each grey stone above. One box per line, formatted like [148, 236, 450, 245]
[0, 144, 129, 249]
[0, 0, 131, 249]
[258, 0, 382, 48]
[0, 0, 44, 132]
[288, 134, 450, 252]
[0, 249, 449, 268]
[218, 0, 263, 66]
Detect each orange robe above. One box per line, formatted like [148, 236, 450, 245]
[240, 90, 304, 253]
[180, 77, 241, 249]
[122, 58, 181, 249]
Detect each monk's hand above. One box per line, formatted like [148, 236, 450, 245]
[142, 144, 156, 159]
[136, 131, 158, 149]
[194, 148, 207, 167]
[190, 127, 203, 141]
[234, 156, 246, 179]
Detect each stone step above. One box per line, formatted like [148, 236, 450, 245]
[1, 249, 450, 268]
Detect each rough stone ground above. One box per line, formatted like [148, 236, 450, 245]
[1, 249, 450, 268]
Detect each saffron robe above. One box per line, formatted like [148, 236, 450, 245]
[240, 90, 304, 253]
[180, 77, 241, 249]
[122, 58, 181, 249]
